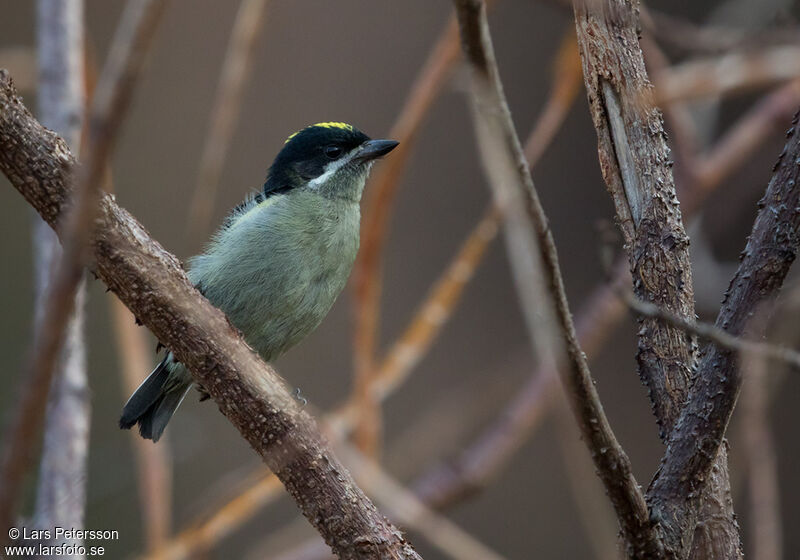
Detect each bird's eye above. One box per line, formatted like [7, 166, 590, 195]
[324, 145, 343, 159]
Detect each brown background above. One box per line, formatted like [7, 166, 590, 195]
[1, 1, 799, 558]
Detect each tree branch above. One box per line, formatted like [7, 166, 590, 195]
[0, 71, 423, 560]
[647, 109, 800, 556]
[573, 0, 744, 556]
[452, 0, 660, 556]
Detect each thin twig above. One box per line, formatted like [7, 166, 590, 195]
[648, 109, 800, 557]
[654, 45, 800, 104]
[30, 1, 90, 551]
[522, 29, 582, 165]
[0, 70, 423, 560]
[453, 0, 657, 557]
[0, 0, 168, 542]
[351, 14, 462, 456]
[110, 297, 172, 552]
[623, 291, 800, 370]
[186, 0, 270, 235]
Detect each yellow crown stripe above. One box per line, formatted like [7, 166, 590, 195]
[285, 122, 354, 143]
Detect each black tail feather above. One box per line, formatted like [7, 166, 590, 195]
[120, 358, 190, 442]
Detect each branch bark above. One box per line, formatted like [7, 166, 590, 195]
[0, 70, 422, 560]
[647, 109, 800, 557]
[573, 0, 742, 557]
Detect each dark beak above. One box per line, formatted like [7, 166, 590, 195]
[355, 139, 399, 162]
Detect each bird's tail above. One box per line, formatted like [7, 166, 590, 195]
[119, 356, 191, 442]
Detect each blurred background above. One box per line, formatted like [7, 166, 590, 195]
[1, 0, 800, 558]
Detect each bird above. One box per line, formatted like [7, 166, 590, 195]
[120, 122, 398, 441]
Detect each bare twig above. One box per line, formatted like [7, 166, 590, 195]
[0, 70, 423, 560]
[648, 109, 800, 557]
[110, 297, 172, 552]
[0, 0, 168, 542]
[453, 1, 657, 557]
[30, 2, 89, 552]
[186, 0, 270, 235]
[654, 45, 800, 104]
[623, 291, 800, 370]
[351, 14, 461, 455]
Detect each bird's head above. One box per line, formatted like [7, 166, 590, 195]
[264, 122, 398, 201]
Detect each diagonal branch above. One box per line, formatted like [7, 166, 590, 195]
[0, 71, 423, 560]
[647, 109, 800, 557]
[452, 0, 660, 556]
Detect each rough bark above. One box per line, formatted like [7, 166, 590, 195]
[572, 1, 741, 557]
[0, 70, 422, 560]
[648, 109, 800, 557]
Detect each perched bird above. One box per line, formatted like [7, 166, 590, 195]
[120, 122, 398, 441]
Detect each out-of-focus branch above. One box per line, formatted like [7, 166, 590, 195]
[741, 345, 782, 560]
[338, 444, 507, 560]
[695, 79, 800, 192]
[648, 109, 800, 557]
[623, 291, 800, 370]
[0, 71, 423, 560]
[653, 45, 800, 104]
[453, 1, 658, 557]
[522, 29, 582, 165]
[30, 2, 89, 554]
[553, 399, 620, 560]
[0, 0, 168, 543]
[146, 475, 282, 559]
[351, 14, 462, 456]
[110, 297, 172, 552]
[186, 0, 270, 235]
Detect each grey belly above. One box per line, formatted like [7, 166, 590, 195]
[190, 249, 350, 363]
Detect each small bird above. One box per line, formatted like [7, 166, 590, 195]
[120, 122, 398, 441]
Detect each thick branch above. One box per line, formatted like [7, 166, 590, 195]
[647, 109, 800, 555]
[573, 1, 742, 557]
[0, 71, 422, 560]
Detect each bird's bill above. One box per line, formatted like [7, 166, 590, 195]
[354, 139, 399, 162]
